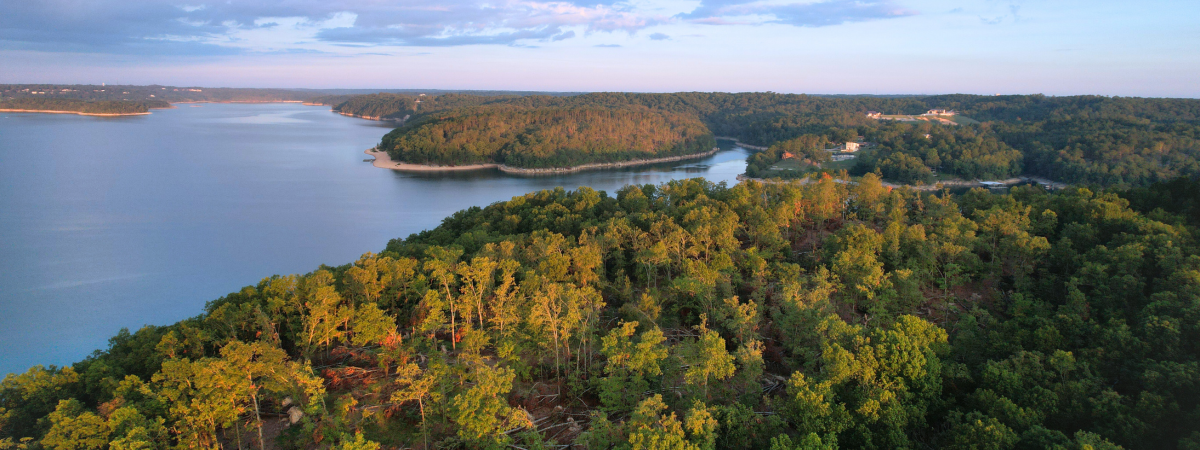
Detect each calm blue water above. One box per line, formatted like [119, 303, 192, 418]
[0, 103, 748, 375]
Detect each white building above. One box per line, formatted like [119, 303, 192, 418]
[844, 142, 860, 152]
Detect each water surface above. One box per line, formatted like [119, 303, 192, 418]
[0, 103, 748, 375]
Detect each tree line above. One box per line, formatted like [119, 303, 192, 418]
[0, 98, 169, 115]
[335, 92, 1200, 186]
[4, 174, 1200, 449]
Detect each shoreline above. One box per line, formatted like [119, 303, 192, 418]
[365, 147, 721, 174]
[2, 100, 317, 117]
[497, 147, 721, 175]
[365, 148, 499, 172]
[336, 110, 407, 122]
[173, 100, 306, 105]
[737, 174, 1067, 191]
[714, 136, 768, 151]
[0, 108, 150, 117]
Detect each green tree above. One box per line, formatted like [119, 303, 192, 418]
[451, 364, 528, 449]
[600, 322, 669, 412]
[40, 400, 108, 450]
[680, 320, 736, 400]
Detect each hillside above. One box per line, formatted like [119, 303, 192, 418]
[379, 105, 716, 168]
[343, 92, 1200, 186]
[4, 177, 1200, 449]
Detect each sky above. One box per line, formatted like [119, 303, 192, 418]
[0, 0, 1197, 97]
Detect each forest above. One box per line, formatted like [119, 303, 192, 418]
[4, 174, 1200, 450]
[743, 134, 834, 180]
[337, 92, 1200, 186]
[6, 86, 1194, 184]
[0, 98, 170, 115]
[0, 85, 319, 104]
[849, 123, 1024, 184]
[378, 105, 715, 168]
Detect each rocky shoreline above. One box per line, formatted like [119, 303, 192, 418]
[366, 147, 721, 175]
[496, 147, 721, 175]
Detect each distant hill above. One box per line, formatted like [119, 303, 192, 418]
[345, 91, 1200, 186]
[0, 84, 318, 104]
[7, 85, 1197, 187]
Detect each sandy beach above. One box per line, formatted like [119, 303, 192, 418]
[173, 100, 306, 104]
[365, 148, 499, 172]
[0, 108, 151, 117]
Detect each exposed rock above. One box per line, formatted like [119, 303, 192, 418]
[287, 406, 303, 425]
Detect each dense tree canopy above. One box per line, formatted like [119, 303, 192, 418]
[5, 174, 1200, 449]
[343, 92, 1200, 186]
[379, 106, 716, 168]
[851, 122, 1024, 184]
[0, 98, 168, 115]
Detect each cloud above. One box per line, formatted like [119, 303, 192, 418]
[0, 0, 916, 55]
[0, 0, 661, 53]
[595, 44, 622, 47]
[317, 26, 567, 47]
[977, 0, 1023, 25]
[0, 1, 239, 55]
[678, 0, 915, 27]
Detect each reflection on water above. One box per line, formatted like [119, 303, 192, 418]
[212, 110, 312, 124]
[0, 103, 748, 374]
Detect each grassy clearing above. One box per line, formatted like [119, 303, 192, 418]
[766, 152, 861, 175]
[767, 157, 808, 172]
[877, 114, 978, 126]
[823, 156, 859, 171]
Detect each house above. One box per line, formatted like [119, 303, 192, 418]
[782, 152, 796, 159]
[844, 142, 860, 152]
[865, 111, 882, 119]
[925, 109, 957, 116]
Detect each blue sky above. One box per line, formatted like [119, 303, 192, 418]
[1, 0, 1196, 96]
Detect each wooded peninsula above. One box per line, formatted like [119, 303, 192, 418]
[0, 98, 169, 116]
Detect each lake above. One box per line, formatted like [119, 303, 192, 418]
[0, 102, 749, 375]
